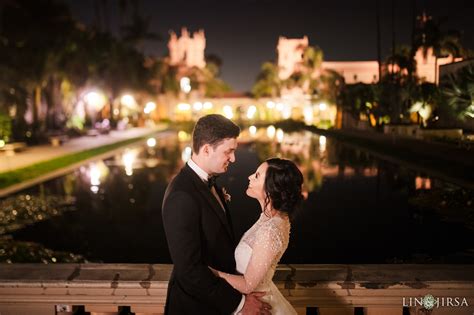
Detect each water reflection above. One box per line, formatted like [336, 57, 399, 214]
[0, 237, 86, 263]
[2, 131, 182, 263]
[249, 126, 257, 137]
[0, 194, 75, 234]
[87, 161, 108, 194]
[415, 176, 432, 190]
[230, 128, 473, 264]
[303, 106, 313, 125]
[266, 125, 276, 139]
[1, 129, 473, 264]
[276, 128, 284, 143]
[250, 129, 380, 193]
[122, 149, 138, 176]
[319, 135, 326, 153]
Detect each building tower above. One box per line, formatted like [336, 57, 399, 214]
[168, 27, 206, 69]
[277, 36, 309, 80]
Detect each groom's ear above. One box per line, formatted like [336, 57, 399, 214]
[201, 143, 211, 156]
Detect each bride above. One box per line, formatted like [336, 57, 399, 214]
[211, 158, 303, 315]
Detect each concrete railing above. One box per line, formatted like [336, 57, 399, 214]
[0, 264, 473, 315]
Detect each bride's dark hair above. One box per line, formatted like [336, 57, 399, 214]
[263, 158, 304, 218]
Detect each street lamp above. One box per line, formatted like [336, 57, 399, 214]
[304, 106, 314, 125]
[147, 137, 157, 147]
[193, 102, 203, 111]
[177, 103, 191, 111]
[266, 101, 275, 109]
[119, 94, 137, 127]
[84, 91, 107, 127]
[282, 104, 292, 119]
[247, 105, 257, 120]
[85, 91, 106, 112]
[203, 102, 213, 110]
[249, 125, 257, 137]
[144, 102, 156, 114]
[121, 95, 136, 108]
[223, 105, 233, 119]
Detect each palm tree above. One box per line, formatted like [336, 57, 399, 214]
[120, 0, 160, 51]
[300, 46, 323, 94]
[441, 64, 474, 120]
[118, 0, 129, 37]
[253, 46, 323, 98]
[413, 12, 464, 82]
[318, 70, 344, 104]
[302, 46, 323, 72]
[154, 61, 180, 96]
[0, 0, 76, 136]
[205, 54, 223, 76]
[385, 45, 417, 83]
[319, 69, 345, 128]
[375, 0, 382, 81]
[202, 55, 232, 97]
[100, 0, 110, 32]
[122, 13, 161, 50]
[252, 62, 281, 98]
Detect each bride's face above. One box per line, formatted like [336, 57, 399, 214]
[246, 162, 268, 201]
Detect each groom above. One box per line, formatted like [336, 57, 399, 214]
[162, 114, 271, 315]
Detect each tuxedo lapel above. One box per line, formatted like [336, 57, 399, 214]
[215, 184, 235, 244]
[183, 165, 234, 240]
[214, 185, 229, 212]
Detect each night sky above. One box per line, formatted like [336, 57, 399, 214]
[66, 0, 474, 92]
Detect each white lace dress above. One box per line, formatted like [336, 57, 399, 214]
[235, 213, 297, 315]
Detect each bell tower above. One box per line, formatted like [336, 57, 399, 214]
[168, 27, 206, 69]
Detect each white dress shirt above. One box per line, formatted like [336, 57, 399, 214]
[187, 158, 245, 314]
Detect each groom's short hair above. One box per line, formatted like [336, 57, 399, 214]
[192, 114, 240, 153]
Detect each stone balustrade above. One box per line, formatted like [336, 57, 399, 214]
[0, 264, 473, 315]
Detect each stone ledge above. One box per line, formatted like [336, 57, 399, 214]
[1, 264, 473, 288]
[1, 264, 474, 314]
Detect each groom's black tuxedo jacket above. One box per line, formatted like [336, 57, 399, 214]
[162, 164, 242, 315]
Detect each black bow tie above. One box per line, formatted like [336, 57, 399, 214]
[207, 175, 218, 188]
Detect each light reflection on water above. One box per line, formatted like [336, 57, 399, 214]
[1, 129, 473, 264]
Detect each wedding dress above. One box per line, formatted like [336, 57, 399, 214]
[234, 213, 297, 315]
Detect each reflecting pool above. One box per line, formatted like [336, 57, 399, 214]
[1, 129, 473, 263]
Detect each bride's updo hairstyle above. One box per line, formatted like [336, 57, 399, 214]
[263, 158, 304, 218]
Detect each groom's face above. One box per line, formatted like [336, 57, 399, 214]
[207, 137, 238, 174]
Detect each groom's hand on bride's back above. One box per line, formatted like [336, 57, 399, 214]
[241, 291, 272, 315]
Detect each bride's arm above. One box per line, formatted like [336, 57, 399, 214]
[210, 225, 283, 294]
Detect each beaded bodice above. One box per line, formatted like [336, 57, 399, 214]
[235, 213, 291, 290]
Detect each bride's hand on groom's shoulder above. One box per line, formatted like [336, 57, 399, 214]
[241, 291, 272, 315]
